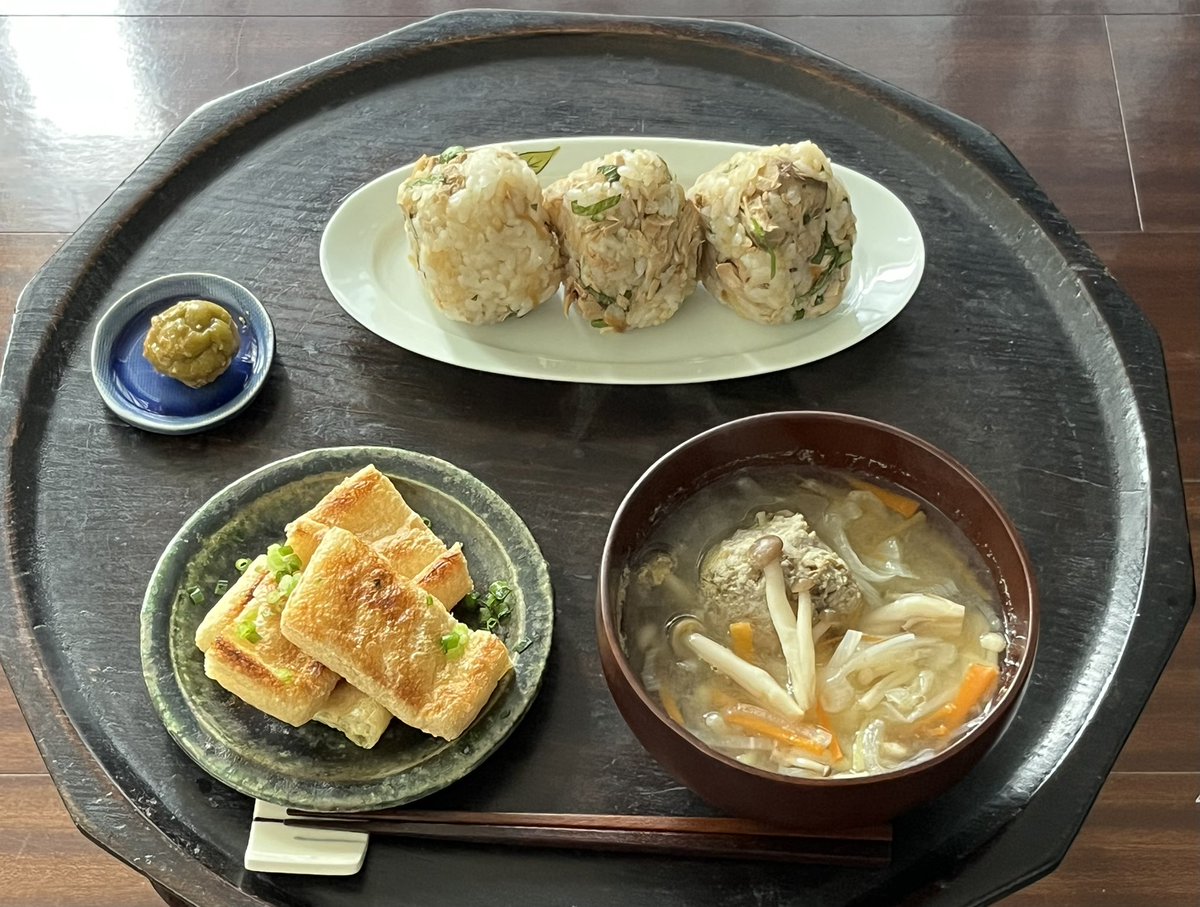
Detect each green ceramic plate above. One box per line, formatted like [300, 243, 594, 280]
[141, 446, 553, 810]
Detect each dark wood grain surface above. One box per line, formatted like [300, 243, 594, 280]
[0, 7, 1194, 907]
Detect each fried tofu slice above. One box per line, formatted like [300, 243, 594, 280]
[285, 465, 447, 582]
[312, 681, 395, 749]
[195, 554, 270, 652]
[412, 543, 473, 611]
[203, 571, 339, 727]
[200, 520, 471, 745]
[195, 465, 479, 744]
[288, 515, 472, 611]
[307, 541, 472, 748]
[299, 534, 469, 747]
[281, 527, 511, 741]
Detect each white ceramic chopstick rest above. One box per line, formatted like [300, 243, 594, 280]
[245, 800, 368, 875]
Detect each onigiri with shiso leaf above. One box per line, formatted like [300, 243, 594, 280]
[688, 141, 856, 325]
[543, 149, 702, 332]
[397, 144, 562, 325]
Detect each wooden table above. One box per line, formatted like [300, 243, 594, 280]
[0, 4, 1195, 905]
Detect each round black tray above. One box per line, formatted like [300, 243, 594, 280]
[0, 11, 1192, 907]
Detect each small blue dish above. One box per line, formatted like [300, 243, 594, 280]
[91, 273, 274, 434]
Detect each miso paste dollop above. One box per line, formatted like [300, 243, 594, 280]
[143, 299, 240, 388]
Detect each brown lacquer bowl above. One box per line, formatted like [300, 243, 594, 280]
[596, 411, 1038, 830]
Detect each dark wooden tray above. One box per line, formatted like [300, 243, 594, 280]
[0, 11, 1192, 907]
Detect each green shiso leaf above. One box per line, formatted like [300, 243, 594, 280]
[518, 146, 560, 174]
[571, 195, 621, 220]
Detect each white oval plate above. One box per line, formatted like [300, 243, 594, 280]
[320, 136, 924, 385]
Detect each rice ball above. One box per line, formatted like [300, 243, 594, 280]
[543, 149, 702, 332]
[397, 145, 562, 325]
[687, 142, 856, 325]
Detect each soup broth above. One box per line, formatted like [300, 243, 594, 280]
[622, 465, 1008, 779]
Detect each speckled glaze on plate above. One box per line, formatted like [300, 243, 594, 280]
[90, 272, 274, 434]
[141, 446, 553, 811]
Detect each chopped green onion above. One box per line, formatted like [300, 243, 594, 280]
[235, 558, 252, 573]
[515, 638, 533, 654]
[406, 174, 444, 189]
[422, 517, 432, 529]
[748, 218, 777, 279]
[271, 573, 300, 602]
[187, 586, 205, 606]
[464, 579, 517, 630]
[517, 146, 560, 174]
[793, 308, 807, 321]
[236, 614, 261, 644]
[425, 594, 437, 608]
[803, 261, 840, 299]
[809, 228, 837, 265]
[571, 195, 621, 220]
[271, 667, 294, 684]
[463, 579, 517, 630]
[582, 284, 616, 308]
[437, 145, 466, 164]
[440, 624, 470, 659]
[213, 579, 229, 596]
[590, 319, 607, 329]
[597, 163, 620, 183]
[266, 543, 302, 578]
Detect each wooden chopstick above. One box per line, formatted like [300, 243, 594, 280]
[258, 809, 892, 866]
[285, 808, 889, 838]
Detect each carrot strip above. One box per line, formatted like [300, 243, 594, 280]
[811, 699, 844, 762]
[849, 477, 921, 518]
[721, 706, 827, 757]
[660, 688, 685, 725]
[729, 621, 755, 663]
[926, 663, 999, 737]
